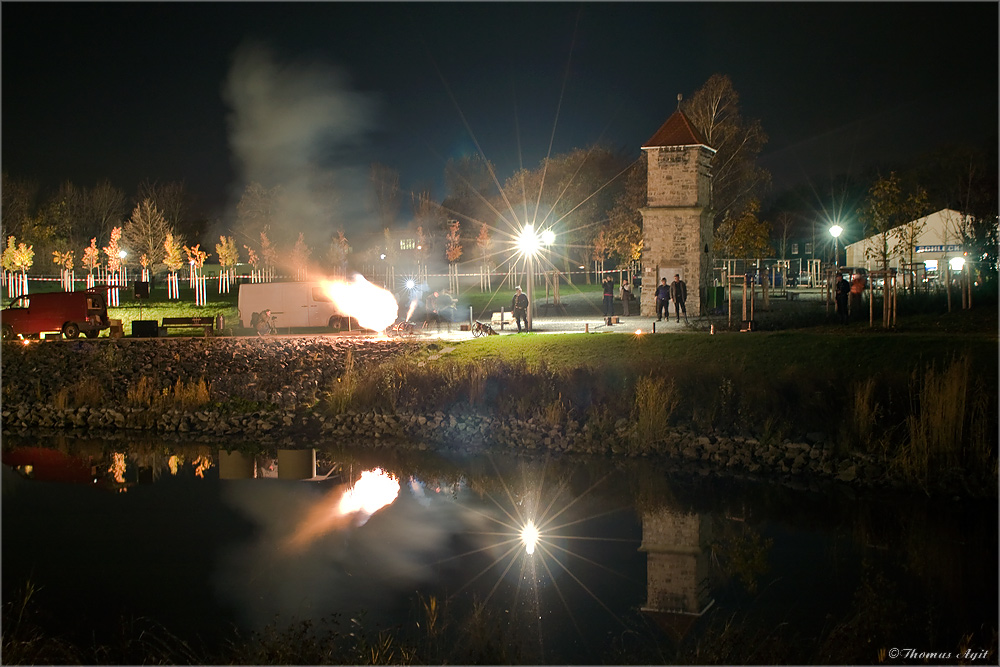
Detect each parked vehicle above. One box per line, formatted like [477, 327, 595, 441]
[237, 281, 344, 329]
[1, 287, 110, 340]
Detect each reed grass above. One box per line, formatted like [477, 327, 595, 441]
[897, 357, 970, 488]
[632, 375, 678, 451]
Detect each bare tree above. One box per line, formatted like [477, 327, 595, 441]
[138, 180, 188, 236]
[122, 199, 173, 270]
[87, 180, 127, 244]
[682, 74, 771, 229]
[0, 173, 40, 240]
[370, 163, 400, 230]
[775, 212, 795, 260]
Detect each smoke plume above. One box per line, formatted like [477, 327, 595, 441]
[221, 42, 381, 261]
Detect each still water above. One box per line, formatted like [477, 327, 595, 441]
[2, 434, 997, 664]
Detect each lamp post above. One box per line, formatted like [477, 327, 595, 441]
[516, 225, 554, 332]
[829, 224, 843, 269]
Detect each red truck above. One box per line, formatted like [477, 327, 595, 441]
[1, 287, 110, 340]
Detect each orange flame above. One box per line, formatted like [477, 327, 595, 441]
[321, 275, 398, 332]
[284, 468, 400, 552]
[338, 468, 400, 515]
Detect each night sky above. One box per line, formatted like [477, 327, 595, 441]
[3, 2, 997, 225]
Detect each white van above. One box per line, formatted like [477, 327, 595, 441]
[237, 282, 343, 329]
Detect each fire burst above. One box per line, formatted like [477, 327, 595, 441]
[320, 274, 398, 332]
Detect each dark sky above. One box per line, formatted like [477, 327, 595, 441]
[3, 2, 997, 226]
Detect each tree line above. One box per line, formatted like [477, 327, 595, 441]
[2, 73, 995, 286]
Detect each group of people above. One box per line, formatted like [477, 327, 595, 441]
[654, 274, 688, 323]
[834, 272, 865, 324]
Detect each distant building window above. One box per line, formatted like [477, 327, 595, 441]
[805, 242, 813, 255]
[400, 238, 416, 251]
[791, 243, 799, 255]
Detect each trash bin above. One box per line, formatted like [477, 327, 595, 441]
[708, 286, 726, 309]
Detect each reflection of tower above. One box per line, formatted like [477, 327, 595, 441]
[639, 507, 715, 640]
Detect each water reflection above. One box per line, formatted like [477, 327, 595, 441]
[639, 507, 715, 640]
[1, 434, 996, 664]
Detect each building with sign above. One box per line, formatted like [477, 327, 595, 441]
[843, 209, 970, 283]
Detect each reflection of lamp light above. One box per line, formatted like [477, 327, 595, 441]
[829, 224, 843, 267]
[521, 520, 539, 555]
[949, 256, 965, 272]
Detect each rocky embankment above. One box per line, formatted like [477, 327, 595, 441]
[0, 337, 933, 494]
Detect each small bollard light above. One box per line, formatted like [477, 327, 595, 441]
[710, 324, 715, 335]
[585, 323, 589, 333]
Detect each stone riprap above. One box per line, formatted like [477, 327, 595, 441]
[0, 337, 897, 493]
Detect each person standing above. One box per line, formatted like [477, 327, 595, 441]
[511, 286, 529, 333]
[602, 274, 615, 322]
[835, 272, 850, 324]
[670, 274, 688, 323]
[655, 277, 670, 321]
[620, 280, 631, 317]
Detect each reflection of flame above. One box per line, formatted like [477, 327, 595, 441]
[339, 468, 400, 515]
[109, 452, 126, 483]
[284, 468, 400, 552]
[321, 275, 398, 332]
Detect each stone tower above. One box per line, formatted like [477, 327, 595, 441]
[640, 108, 715, 317]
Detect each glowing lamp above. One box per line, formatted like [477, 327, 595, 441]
[521, 520, 540, 555]
[949, 257, 965, 272]
[405, 279, 416, 290]
[517, 224, 541, 257]
[118, 249, 128, 259]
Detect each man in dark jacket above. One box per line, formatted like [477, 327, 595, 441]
[602, 275, 615, 321]
[511, 286, 529, 333]
[670, 274, 688, 323]
[835, 273, 850, 324]
[654, 278, 669, 321]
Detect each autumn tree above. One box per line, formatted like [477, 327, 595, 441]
[605, 155, 646, 267]
[215, 236, 240, 273]
[714, 199, 774, 261]
[893, 214, 927, 293]
[860, 173, 930, 275]
[103, 227, 123, 275]
[122, 199, 172, 270]
[500, 146, 632, 283]
[859, 173, 930, 324]
[327, 230, 350, 273]
[290, 232, 310, 279]
[442, 155, 501, 241]
[682, 74, 770, 229]
[259, 230, 277, 277]
[163, 232, 185, 273]
[184, 244, 209, 271]
[82, 238, 100, 278]
[476, 224, 493, 266]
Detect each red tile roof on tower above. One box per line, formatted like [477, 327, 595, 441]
[642, 110, 714, 150]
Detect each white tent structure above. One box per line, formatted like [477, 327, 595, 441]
[844, 208, 971, 283]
